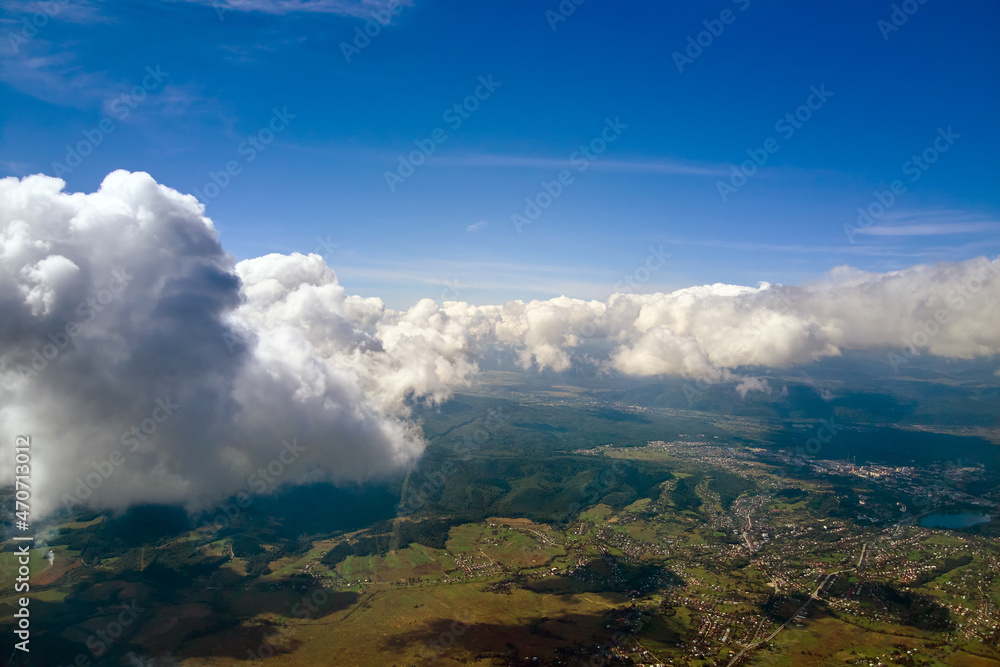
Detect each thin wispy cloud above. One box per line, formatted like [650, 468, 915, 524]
[167, 0, 411, 16]
[335, 266, 630, 304]
[672, 238, 923, 257]
[103, 82, 217, 122]
[0, 49, 109, 107]
[428, 153, 730, 177]
[0, 40, 219, 122]
[334, 256, 617, 290]
[338, 257, 598, 278]
[857, 210, 1000, 237]
[0, 159, 31, 176]
[466, 221, 489, 233]
[1, 0, 106, 25]
[857, 222, 1000, 236]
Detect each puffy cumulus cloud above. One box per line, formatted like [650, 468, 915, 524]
[600, 284, 839, 379]
[2, 171, 998, 517]
[431, 257, 998, 385]
[233, 254, 479, 414]
[471, 260, 1000, 384]
[482, 296, 608, 372]
[0, 172, 476, 517]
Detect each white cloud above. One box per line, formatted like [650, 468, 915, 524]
[855, 222, 1000, 236]
[168, 0, 411, 16]
[735, 376, 771, 399]
[0, 172, 472, 517]
[466, 221, 489, 233]
[2, 0, 104, 25]
[429, 153, 729, 176]
[431, 259, 1000, 383]
[2, 171, 998, 517]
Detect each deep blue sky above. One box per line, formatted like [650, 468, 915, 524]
[2, 0, 998, 307]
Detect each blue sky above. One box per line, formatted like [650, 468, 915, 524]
[1, 0, 998, 308]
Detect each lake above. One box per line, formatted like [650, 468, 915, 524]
[919, 512, 992, 529]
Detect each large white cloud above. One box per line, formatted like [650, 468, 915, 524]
[1, 171, 997, 516]
[0, 171, 474, 517]
[435, 257, 999, 383]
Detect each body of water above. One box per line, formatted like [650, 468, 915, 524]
[919, 512, 992, 529]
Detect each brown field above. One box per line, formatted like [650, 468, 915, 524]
[178, 579, 627, 666]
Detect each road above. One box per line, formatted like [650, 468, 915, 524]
[725, 569, 852, 667]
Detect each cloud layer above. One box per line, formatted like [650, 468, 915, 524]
[1, 172, 997, 516]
